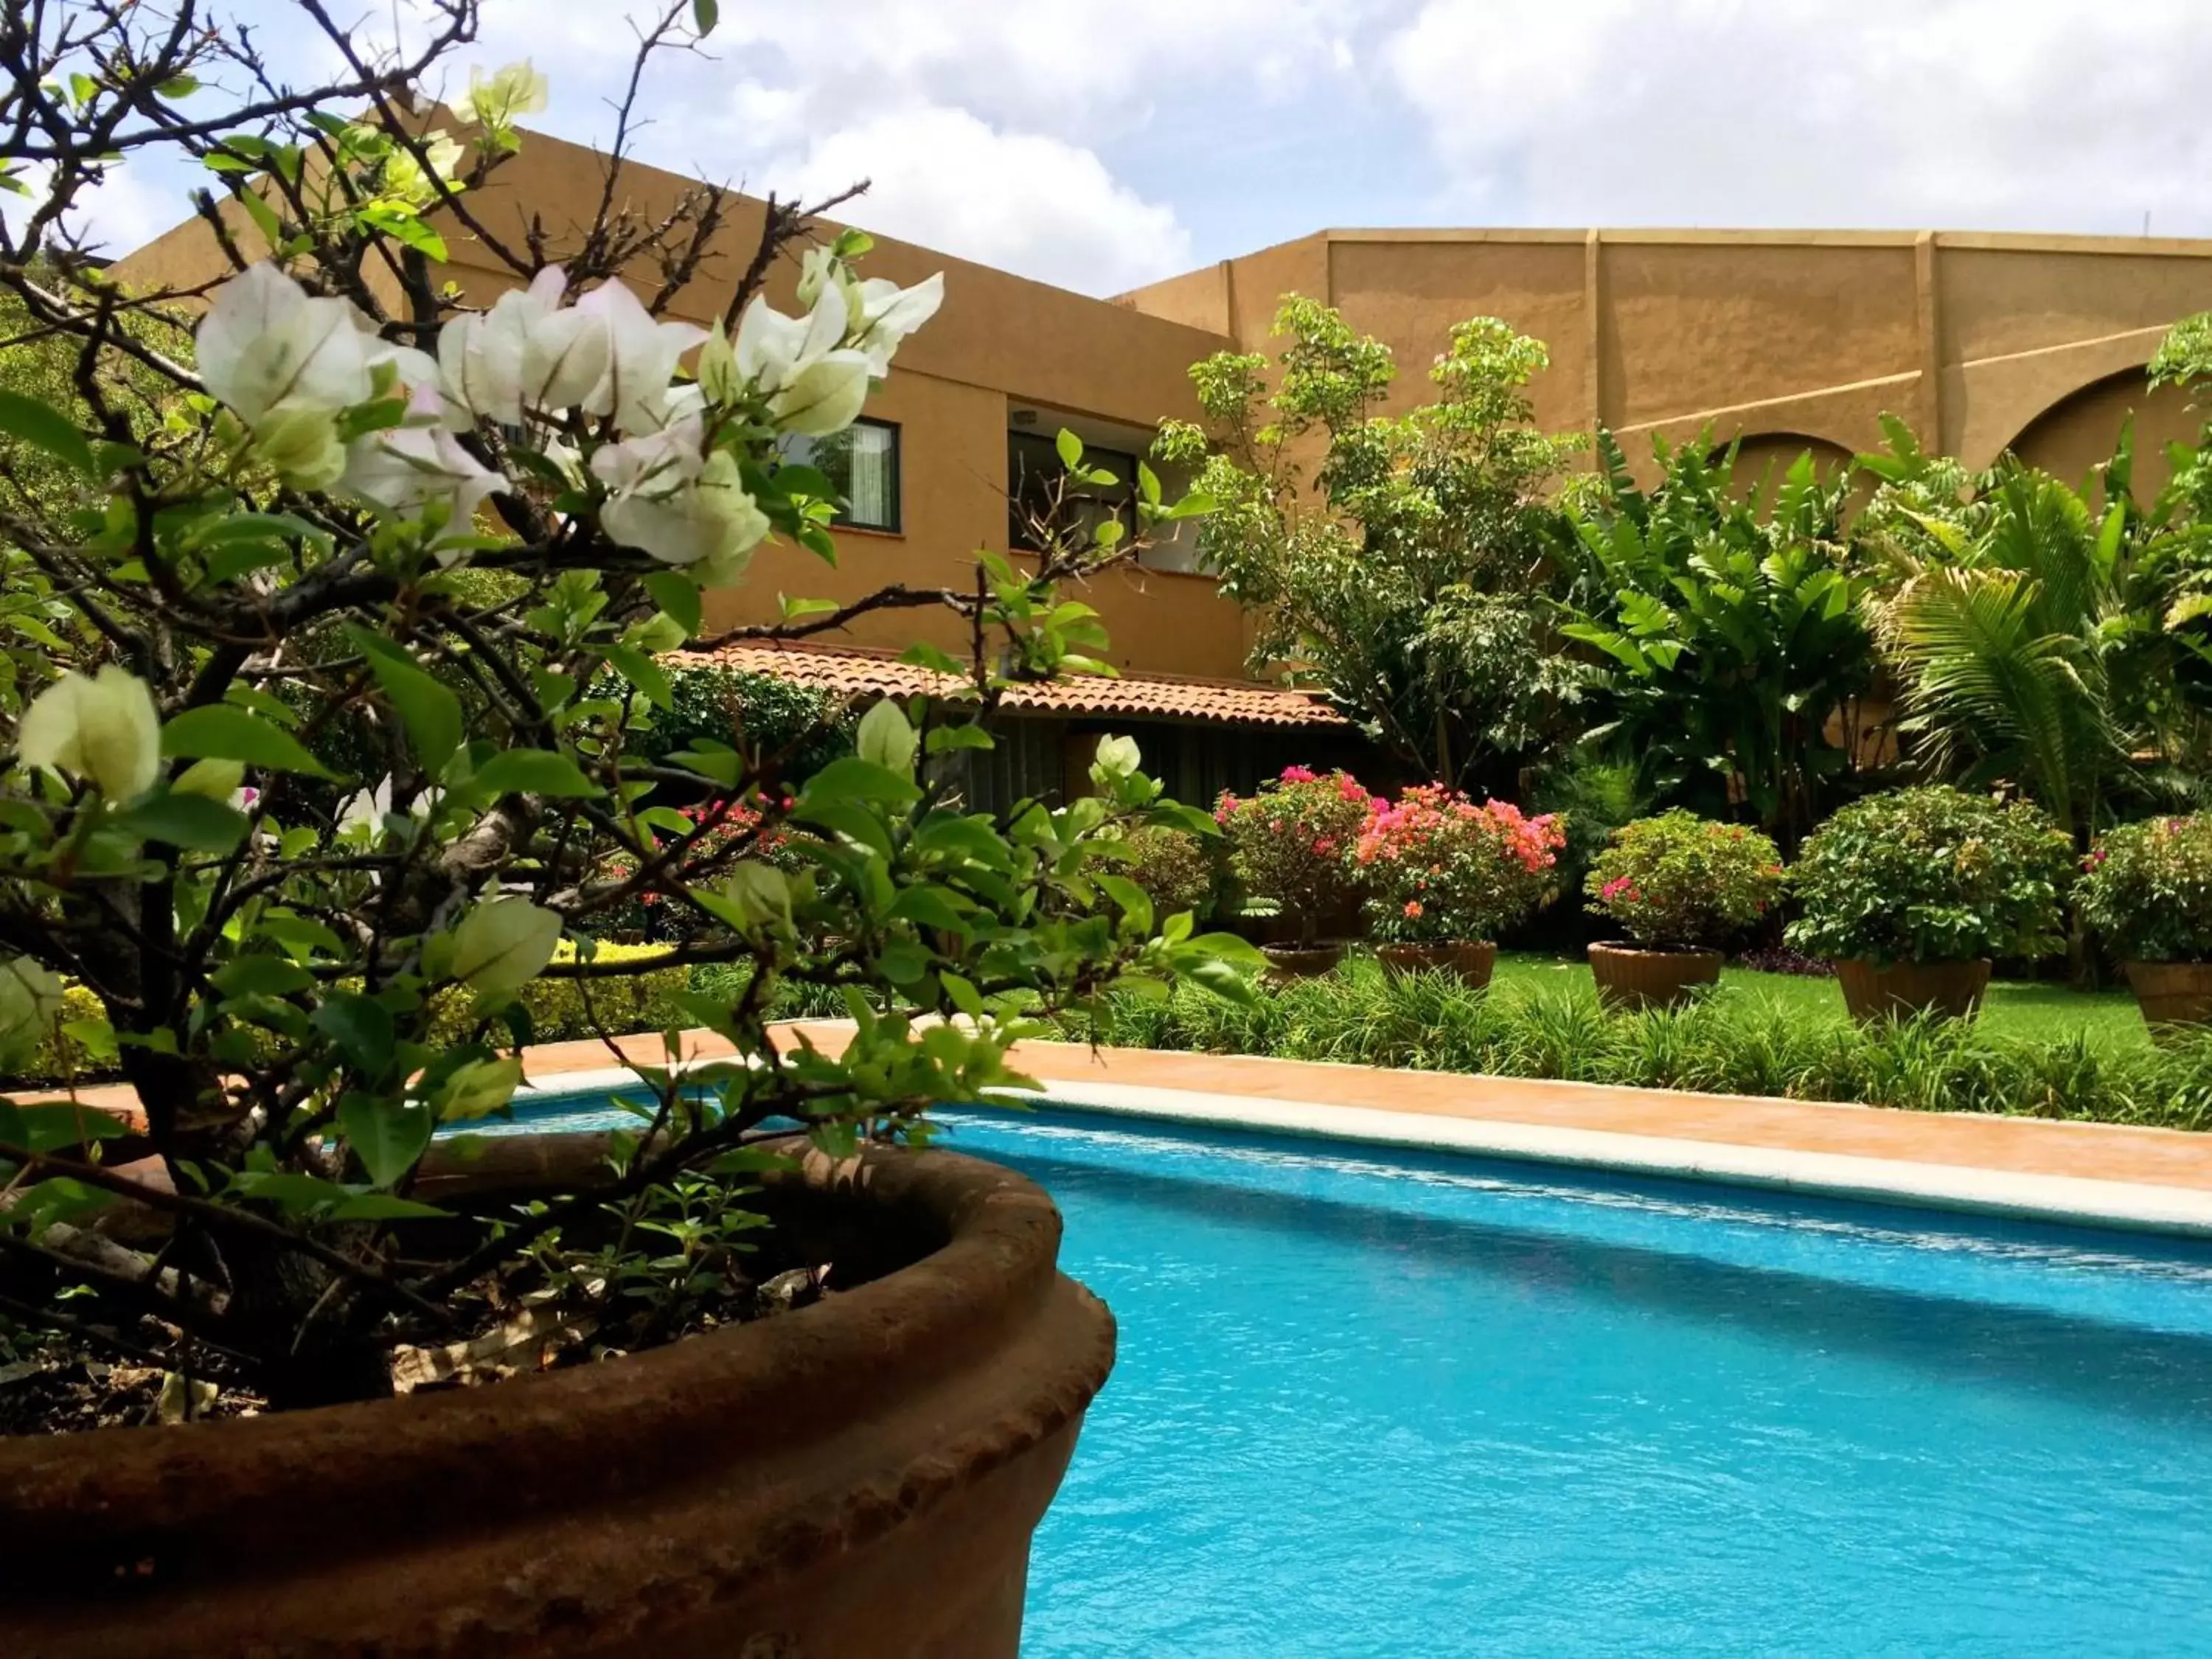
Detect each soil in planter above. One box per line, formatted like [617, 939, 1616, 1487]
[1, 1190, 858, 1436]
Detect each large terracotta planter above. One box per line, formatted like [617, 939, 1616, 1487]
[0, 1135, 1114, 1659]
[1377, 940, 1498, 990]
[1834, 956, 1992, 1023]
[1262, 939, 1347, 980]
[2125, 959, 2212, 1034]
[1588, 942, 1723, 1012]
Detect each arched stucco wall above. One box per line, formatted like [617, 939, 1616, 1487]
[2006, 368, 2203, 500]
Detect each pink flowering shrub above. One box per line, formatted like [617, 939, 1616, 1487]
[1216, 767, 1373, 942]
[1352, 787, 1565, 944]
[1584, 810, 1785, 950]
[597, 796, 794, 940]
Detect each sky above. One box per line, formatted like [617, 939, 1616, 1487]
[47, 0, 2212, 298]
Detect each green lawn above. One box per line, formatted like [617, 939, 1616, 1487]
[1489, 951, 2152, 1050]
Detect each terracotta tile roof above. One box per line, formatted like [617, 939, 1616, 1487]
[672, 641, 1350, 729]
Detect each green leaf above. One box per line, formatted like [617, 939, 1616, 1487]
[603, 643, 673, 709]
[0, 391, 97, 476]
[313, 993, 395, 1074]
[236, 186, 283, 248]
[327, 1192, 446, 1220]
[799, 756, 922, 808]
[335, 1093, 434, 1189]
[1055, 428, 1083, 469]
[641, 571, 701, 637]
[111, 793, 249, 852]
[163, 705, 335, 777]
[779, 594, 841, 621]
[470, 748, 605, 799]
[212, 955, 314, 998]
[344, 627, 463, 774]
[925, 723, 996, 754]
[692, 0, 719, 32]
[1095, 872, 1153, 935]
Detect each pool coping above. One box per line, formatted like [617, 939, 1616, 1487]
[27, 1024, 2212, 1240]
[476, 1023, 2212, 1240]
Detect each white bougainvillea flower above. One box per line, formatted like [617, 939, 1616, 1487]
[17, 664, 161, 800]
[380, 128, 465, 209]
[342, 383, 501, 547]
[0, 956, 65, 1064]
[197, 262, 375, 425]
[735, 277, 846, 397]
[450, 897, 562, 1006]
[771, 348, 873, 437]
[847, 272, 944, 375]
[438, 265, 609, 427]
[590, 417, 768, 568]
[453, 60, 549, 130]
[573, 279, 706, 436]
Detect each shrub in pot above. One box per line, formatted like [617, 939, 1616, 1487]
[1216, 766, 1373, 975]
[1116, 824, 1222, 929]
[2077, 814, 2212, 1032]
[1351, 787, 1566, 987]
[1784, 787, 2072, 1022]
[1582, 812, 1785, 1010]
[0, 28, 1260, 1658]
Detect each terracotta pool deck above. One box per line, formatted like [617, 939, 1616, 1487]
[22, 1023, 2212, 1235]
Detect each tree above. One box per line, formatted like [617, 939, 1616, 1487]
[1156, 297, 1586, 795]
[1559, 432, 1874, 850]
[1857, 420, 2212, 853]
[0, 1, 1251, 1411]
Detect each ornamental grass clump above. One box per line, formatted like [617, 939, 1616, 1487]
[1352, 787, 1566, 944]
[1585, 811, 1785, 951]
[1215, 766, 1372, 943]
[1785, 787, 2073, 966]
[2078, 815, 2212, 964]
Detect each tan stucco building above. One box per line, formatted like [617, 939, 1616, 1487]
[119, 130, 2212, 799]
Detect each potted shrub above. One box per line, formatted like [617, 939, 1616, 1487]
[1352, 787, 1566, 986]
[1216, 766, 1373, 976]
[1583, 811, 1785, 1010]
[0, 28, 1258, 1658]
[1118, 824, 1222, 928]
[1785, 787, 2072, 1022]
[2078, 814, 2212, 1032]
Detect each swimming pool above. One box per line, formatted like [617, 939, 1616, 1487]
[505, 1093, 2212, 1655]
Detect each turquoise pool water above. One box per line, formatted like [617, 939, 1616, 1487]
[505, 1094, 2212, 1655]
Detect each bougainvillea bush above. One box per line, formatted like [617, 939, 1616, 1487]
[1784, 787, 2073, 965]
[1352, 788, 1566, 945]
[1584, 811, 1786, 951]
[1116, 825, 1220, 927]
[0, 4, 1251, 1418]
[2078, 815, 2212, 963]
[1215, 766, 1371, 942]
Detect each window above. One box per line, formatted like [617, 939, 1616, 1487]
[1008, 430, 1137, 553]
[778, 417, 900, 533]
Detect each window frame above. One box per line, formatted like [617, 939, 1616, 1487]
[1006, 428, 1139, 554]
[780, 414, 902, 536]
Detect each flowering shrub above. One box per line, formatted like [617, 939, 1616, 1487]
[595, 798, 800, 940]
[1785, 787, 2073, 965]
[2078, 815, 2212, 962]
[1216, 766, 1371, 942]
[0, 12, 1256, 1415]
[1584, 812, 1785, 951]
[1352, 788, 1566, 944]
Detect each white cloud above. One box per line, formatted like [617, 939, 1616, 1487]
[446, 0, 1373, 291]
[776, 104, 1192, 293]
[1382, 0, 2212, 234]
[2, 159, 181, 258]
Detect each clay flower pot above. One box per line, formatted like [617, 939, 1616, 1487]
[1834, 957, 1992, 1023]
[1376, 940, 1498, 990]
[1587, 942, 1722, 1012]
[0, 1135, 1114, 1659]
[1262, 939, 1347, 979]
[2124, 959, 2212, 1035]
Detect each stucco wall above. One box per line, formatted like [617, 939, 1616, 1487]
[1124, 228, 2212, 496]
